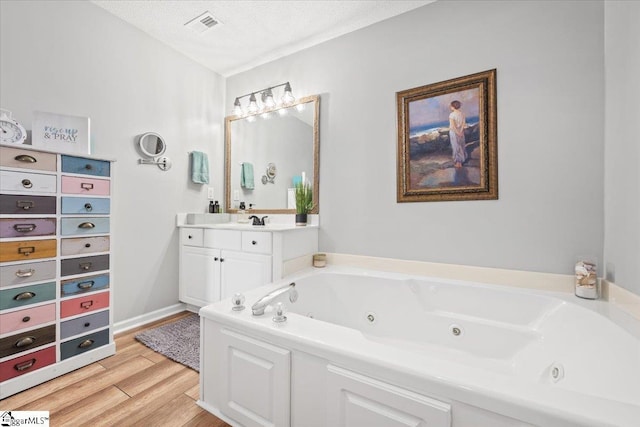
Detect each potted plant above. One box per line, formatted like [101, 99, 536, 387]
[294, 181, 313, 226]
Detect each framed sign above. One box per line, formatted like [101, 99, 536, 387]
[32, 111, 90, 155]
[396, 69, 497, 202]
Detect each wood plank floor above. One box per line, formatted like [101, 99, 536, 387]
[0, 311, 231, 427]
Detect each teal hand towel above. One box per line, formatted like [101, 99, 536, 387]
[191, 151, 209, 184]
[241, 162, 254, 190]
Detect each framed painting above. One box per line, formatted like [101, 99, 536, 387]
[396, 69, 497, 202]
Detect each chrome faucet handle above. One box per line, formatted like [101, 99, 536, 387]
[231, 293, 245, 311]
[272, 302, 287, 323]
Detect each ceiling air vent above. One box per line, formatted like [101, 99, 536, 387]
[184, 11, 221, 33]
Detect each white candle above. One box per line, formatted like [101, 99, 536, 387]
[301, 171, 306, 184]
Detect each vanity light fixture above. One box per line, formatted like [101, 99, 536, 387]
[232, 82, 296, 117]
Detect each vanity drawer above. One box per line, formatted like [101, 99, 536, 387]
[61, 273, 110, 297]
[0, 282, 56, 310]
[60, 291, 110, 318]
[61, 155, 111, 177]
[0, 303, 56, 335]
[181, 228, 203, 247]
[61, 236, 110, 256]
[0, 194, 57, 215]
[60, 254, 109, 277]
[204, 229, 241, 250]
[0, 218, 56, 238]
[0, 146, 57, 172]
[0, 239, 57, 262]
[61, 176, 110, 196]
[241, 231, 273, 254]
[60, 217, 110, 236]
[0, 324, 56, 358]
[0, 260, 56, 288]
[60, 310, 109, 339]
[61, 197, 111, 215]
[61, 328, 109, 360]
[0, 345, 56, 382]
[0, 170, 57, 194]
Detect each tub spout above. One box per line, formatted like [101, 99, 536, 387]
[251, 282, 297, 316]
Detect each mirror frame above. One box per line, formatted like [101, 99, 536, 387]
[138, 132, 166, 158]
[225, 94, 320, 214]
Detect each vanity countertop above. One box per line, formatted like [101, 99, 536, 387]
[178, 222, 318, 231]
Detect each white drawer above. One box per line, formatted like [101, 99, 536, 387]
[204, 229, 241, 250]
[242, 231, 272, 254]
[0, 170, 57, 194]
[181, 228, 203, 246]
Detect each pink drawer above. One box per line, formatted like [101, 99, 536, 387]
[61, 291, 109, 318]
[0, 345, 56, 382]
[0, 303, 56, 335]
[61, 176, 110, 196]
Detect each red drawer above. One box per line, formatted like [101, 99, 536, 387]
[60, 291, 110, 318]
[0, 345, 56, 382]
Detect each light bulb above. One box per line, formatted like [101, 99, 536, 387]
[282, 82, 295, 105]
[233, 98, 243, 116]
[262, 89, 276, 109]
[247, 93, 259, 114]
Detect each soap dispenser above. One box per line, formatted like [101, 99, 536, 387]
[238, 201, 250, 223]
[208, 201, 214, 213]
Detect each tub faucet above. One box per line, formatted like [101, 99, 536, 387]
[249, 215, 268, 226]
[251, 282, 297, 316]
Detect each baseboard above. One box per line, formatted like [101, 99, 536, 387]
[113, 303, 187, 334]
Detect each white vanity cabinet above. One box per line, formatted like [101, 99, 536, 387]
[178, 224, 317, 308]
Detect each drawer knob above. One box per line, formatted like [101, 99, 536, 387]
[85, 164, 93, 170]
[252, 240, 257, 245]
[15, 268, 35, 278]
[79, 262, 93, 271]
[84, 203, 93, 211]
[77, 280, 95, 290]
[18, 246, 35, 256]
[13, 223, 36, 233]
[15, 336, 36, 348]
[14, 358, 37, 372]
[220, 258, 225, 262]
[14, 154, 37, 163]
[80, 182, 94, 190]
[16, 200, 34, 210]
[214, 257, 219, 261]
[14, 291, 36, 300]
[84, 322, 91, 327]
[85, 243, 92, 248]
[188, 235, 192, 239]
[22, 316, 31, 323]
[78, 222, 95, 229]
[21, 179, 33, 188]
[78, 339, 95, 349]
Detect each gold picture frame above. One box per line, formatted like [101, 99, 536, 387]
[396, 69, 498, 202]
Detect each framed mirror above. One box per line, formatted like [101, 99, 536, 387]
[138, 132, 166, 157]
[225, 95, 320, 214]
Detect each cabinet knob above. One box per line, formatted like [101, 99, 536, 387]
[21, 179, 33, 188]
[188, 235, 192, 239]
[220, 258, 225, 262]
[22, 316, 31, 323]
[84, 203, 93, 211]
[214, 257, 219, 261]
[252, 240, 257, 245]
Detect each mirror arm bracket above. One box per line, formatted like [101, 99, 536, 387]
[138, 157, 172, 171]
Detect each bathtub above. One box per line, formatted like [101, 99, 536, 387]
[199, 265, 640, 427]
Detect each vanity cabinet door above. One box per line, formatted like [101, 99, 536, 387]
[220, 251, 272, 299]
[219, 328, 290, 427]
[179, 246, 221, 307]
[326, 365, 451, 427]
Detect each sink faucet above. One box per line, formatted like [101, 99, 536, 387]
[251, 282, 297, 316]
[249, 215, 268, 226]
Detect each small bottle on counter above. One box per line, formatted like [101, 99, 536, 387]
[213, 201, 220, 213]
[208, 201, 214, 213]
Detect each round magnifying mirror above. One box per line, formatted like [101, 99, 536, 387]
[139, 132, 166, 157]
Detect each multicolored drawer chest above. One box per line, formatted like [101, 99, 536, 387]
[0, 144, 115, 397]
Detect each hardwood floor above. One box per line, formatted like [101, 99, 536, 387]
[0, 311, 231, 427]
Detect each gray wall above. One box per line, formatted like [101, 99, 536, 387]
[604, 1, 640, 295]
[0, 1, 225, 322]
[227, 0, 605, 276]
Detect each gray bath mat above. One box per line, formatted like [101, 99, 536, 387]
[135, 313, 200, 372]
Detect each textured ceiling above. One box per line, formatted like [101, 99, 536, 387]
[92, 0, 434, 77]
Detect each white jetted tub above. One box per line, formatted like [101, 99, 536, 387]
[199, 265, 640, 427]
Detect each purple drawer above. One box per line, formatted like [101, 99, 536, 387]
[0, 218, 56, 238]
[0, 194, 56, 215]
